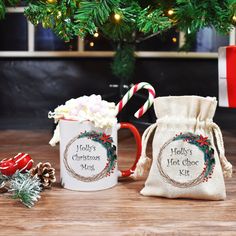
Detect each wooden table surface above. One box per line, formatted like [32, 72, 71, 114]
[0, 129, 235, 236]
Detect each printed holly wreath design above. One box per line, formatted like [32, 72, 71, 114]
[64, 131, 117, 182]
[157, 133, 216, 188]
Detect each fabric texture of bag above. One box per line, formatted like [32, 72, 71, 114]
[133, 96, 232, 200]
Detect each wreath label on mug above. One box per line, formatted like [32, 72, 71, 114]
[64, 131, 117, 182]
[157, 133, 215, 188]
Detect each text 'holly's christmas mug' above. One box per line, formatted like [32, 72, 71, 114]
[48, 82, 156, 191]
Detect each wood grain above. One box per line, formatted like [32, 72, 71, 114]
[0, 129, 235, 236]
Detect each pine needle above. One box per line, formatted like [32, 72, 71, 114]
[9, 172, 42, 208]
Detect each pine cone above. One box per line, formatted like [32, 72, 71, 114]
[30, 162, 56, 189]
[0, 182, 7, 193]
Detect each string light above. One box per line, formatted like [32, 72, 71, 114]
[168, 9, 174, 16]
[233, 15, 236, 23]
[57, 11, 62, 19]
[89, 42, 94, 47]
[94, 32, 99, 38]
[172, 37, 177, 43]
[114, 13, 121, 22]
[47, 0, 57, 4]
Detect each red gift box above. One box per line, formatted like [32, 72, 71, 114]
[218, 46, 236, 108]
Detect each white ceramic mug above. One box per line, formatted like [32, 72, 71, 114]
[59, 119, 141, 191]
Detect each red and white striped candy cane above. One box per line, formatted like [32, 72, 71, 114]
[116, 82, 156, 118]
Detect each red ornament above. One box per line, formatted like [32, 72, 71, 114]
[0, 158, 18, 176]
[13, 153, 33, 172]
[196, 135, 209, 146]
[0, 153, 33, 176]
[100, 133, 112, 143]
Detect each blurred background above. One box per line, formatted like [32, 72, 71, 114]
[0, 3, 235, 130]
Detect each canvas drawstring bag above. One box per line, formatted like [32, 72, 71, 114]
[133, 96, 232, 200]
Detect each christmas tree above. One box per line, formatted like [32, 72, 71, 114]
[1, 0, 236, 81]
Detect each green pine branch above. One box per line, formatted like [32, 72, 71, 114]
[137, 6, 172, 34]
[1, 0, 236, 79]
[0, 0, 20, 19]
[174, 0, 234, 34]
[100, 2, 140, 41]
[112, 43, 135, 81]
[0, 0, 6, 19]
[9, 171, 42, 208]
[74, 0, 120, 37]
[1, 171, 42, 208]
[25, 0, 79, 41]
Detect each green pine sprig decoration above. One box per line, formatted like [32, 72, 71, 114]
[10, 171, 42, 208]
[1, 171, 42, 208]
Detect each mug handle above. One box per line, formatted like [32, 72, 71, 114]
[118, 122, 142, 177]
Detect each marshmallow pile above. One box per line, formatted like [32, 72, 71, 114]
[48, 95, 117, 146]
[48, 95, 117, 129]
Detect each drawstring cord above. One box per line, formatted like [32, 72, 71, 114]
[210, 122, 232, 178]
[131, 122, 158, 179]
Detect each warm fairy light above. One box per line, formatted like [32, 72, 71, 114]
[47, 0, 57, 4]
[168, 9, 174, 16]
[89, 42, 94, 47]
[172, 37, 177, 43]
[233, 15, 236, 22]
[57, 11, 62, 19]
[114, 13, 121, 22]
[94, 32, 99, 38]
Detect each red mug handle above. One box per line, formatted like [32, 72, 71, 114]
[118, 122, 142, 177]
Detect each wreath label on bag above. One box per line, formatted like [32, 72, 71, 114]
[157, 133, 215, 188]
[64, 131, 117, 182]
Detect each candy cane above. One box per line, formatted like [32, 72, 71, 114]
[116, 82, 156, 118]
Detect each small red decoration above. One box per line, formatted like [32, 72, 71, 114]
[196, 135, 209, 146]
[0, 158, 18, 176]
[14, 153, 34, 172]
[100, 133, 112, 143]
[0, 153, 33, 176]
